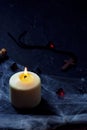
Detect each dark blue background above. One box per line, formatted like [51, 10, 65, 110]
[0, 0, 87, 77]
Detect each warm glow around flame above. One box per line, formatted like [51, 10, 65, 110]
[19, 67, 33, 83]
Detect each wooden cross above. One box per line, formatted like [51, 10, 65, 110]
[61, 58, 75, 71]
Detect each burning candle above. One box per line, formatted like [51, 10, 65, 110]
[9, 67, 41, 109]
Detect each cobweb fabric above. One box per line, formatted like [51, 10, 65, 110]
[0, 59, 87, 129]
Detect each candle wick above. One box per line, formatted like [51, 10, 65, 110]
[24, 75, 27, 78]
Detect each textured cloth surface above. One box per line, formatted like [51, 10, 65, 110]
[0, 59, 87, 130]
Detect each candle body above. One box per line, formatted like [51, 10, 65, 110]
[9, 71, 41, 109]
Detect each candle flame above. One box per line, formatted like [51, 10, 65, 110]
[19, 67, 33, 83]
[24, 67, 28, 75]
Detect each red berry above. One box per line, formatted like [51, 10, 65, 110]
[50, 43, 54, 49]
[47, 41, 55, 49]
[56, 88, 65, 97]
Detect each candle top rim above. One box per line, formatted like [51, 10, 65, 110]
[9, 71, 41, 90]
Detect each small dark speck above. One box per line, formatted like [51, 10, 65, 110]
[10, 63, 18, 71]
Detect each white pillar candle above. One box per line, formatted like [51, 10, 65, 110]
[9, 67, 41, 109]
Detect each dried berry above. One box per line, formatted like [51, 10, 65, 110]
[10, 63, 18, 71]
[47, 41, 55, 49]
[56, 88, 65, 97]
[0, 48, 8, 62]
[1, 48, 7, 55]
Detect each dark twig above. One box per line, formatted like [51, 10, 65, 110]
[8, 32, 77, 69]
